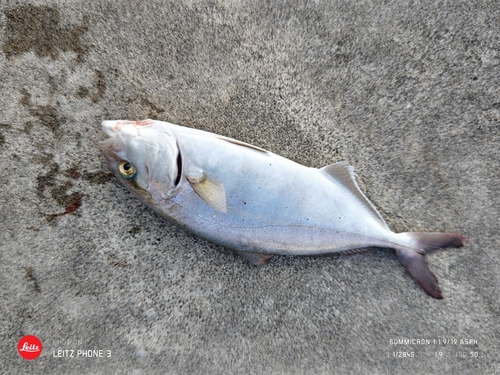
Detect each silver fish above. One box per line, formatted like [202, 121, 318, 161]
[100, 119, 466, 299]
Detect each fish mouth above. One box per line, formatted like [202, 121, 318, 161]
[101, 120, 120, 136]
[100, 120, 133, 152]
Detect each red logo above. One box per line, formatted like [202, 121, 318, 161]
[17, 335, 43, 360]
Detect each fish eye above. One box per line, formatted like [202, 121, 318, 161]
[118, 160, 137, 178]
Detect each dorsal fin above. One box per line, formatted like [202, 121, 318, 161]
[320, 161, 388, 229]
[220, 137, 268, 153]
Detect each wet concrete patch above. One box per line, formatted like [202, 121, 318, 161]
[81, 170, 114, 184]
[3, 5, 88, 60]
[20, 88, 66, 139]
[140, 97, 166, 118]
[33, 156, 112, 221]
[0, 124, 11, 147]
[24, 267, 41, 293]
[33, 155, 82, 221]
[74, 70, 107, 103]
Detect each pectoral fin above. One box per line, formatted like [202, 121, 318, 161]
[187, 175, 227, 214]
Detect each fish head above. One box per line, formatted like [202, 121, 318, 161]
[99, 120, 182, 204]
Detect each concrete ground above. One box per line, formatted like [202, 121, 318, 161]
[1, 1, 499, 374]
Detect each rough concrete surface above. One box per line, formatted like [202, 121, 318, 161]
[1, 1, 499, 374]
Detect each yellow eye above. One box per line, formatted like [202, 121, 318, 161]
[118, 160, 137, 178]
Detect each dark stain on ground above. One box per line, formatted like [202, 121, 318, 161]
[74, 70, 106, 102]
[61, 164, 113, 184]
[45, 70, 68, 96]
[75, 132, 82, 148]
[76, 86, 89, 98]
[23, 121, 34, 135]
[24, 267, 41, 293]
[129, 226, 142, 235]
[140, 97, 165, 119]
[0, 124, 10, 147]
[107, 254, 131, 267]
[47, 192, 83, 221]
[34, 156, 83, 221]
[140, 97, 166, 113]
[39, 159, 115, 219]
[64, 165, 80, 179]
[92, 70, 106, 102]
[20, 89, 66, 139]
[82, 171, 114, 184]
[3, 5, 89, 60]
[34, 159, 112, 222]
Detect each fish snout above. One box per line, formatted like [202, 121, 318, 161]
[102, 120, 155, 139]
[101, 120, 121, 136]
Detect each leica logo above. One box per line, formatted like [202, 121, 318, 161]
[18, 335, 43, 360]
[19, 342, 40, 352]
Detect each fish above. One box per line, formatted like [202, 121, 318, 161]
[100, 119, 466, 299]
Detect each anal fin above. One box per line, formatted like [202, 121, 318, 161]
[236, 251, 274, 266]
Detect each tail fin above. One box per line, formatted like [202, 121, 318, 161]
[395, 232, 466, 299]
